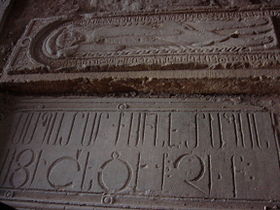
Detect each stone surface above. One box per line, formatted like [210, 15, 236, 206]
[5, 12, 280, 73]
[79, 0, 280, 13]
[1, 6, 280, 95]
[0, 97, 280, 209]
[0, 0, 12, 32]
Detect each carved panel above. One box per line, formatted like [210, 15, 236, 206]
[0, 98, 279, 209]
[4, 8, 280, 75]
[79, 0, 280, 13]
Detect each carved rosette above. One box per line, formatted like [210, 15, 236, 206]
[4, 16, 66, 74]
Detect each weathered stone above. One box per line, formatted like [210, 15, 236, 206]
[0, 97, 279, 209]
[0, 0, 12, 33]
[79, 0, 280, 13]
[1, 6, 280, 95]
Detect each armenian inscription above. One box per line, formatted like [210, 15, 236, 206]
[0, 98, 279, 209]
[5, 8, 280, 74]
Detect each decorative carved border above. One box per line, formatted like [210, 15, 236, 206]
[4, 7, 280, 75]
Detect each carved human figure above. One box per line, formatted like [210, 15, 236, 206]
[43, 17, 275, 58]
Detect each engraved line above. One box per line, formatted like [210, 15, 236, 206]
[42, 113, 53, 144]
[168, 113, 172, 147]
[135, 113, 141, 146]
[141, 113, 146, 145]
[184, 180, 207, 195]
[252, 113, 261, 148]
[233, 114, 239, 147]
[53, 113, 64, 145]
[270, 113, 280, 172]
[28, 113, 41, 145]
[21, 112, 34, 144]
[46, 113, 57, 145]
[231, 155, 237, 198]
[154, 114, 158, 147]
[11, 112, 23, 143]
[218, 113, 223, 148]
[81, 113, 90, 145]
[66, 113, 78, 145]
[114, 112, 122, 146]
[93, 113, 102, 144]
[238, 113, 245, 148]
[2, 149, 16, 185]
[0, 149, 10, 177]
[87, 113, 97, 146]
[247, 113, 254, 148]
[30, 150, 43, 185]
[209, 113, 214, 148]
[81, 152, 90, 190]
[161, 153, 166, 191]
[134, 153, 141, 192]
[87, 180, 93, 191]
[208, 154, 212, 195]
[17, 113, 30, 144]
[127, 113, 133, 146]
[195, 114, 198, 148]
[234, 113, 241, 147]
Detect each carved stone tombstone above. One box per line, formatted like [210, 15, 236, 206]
[1, 0, 280, 209]
[1, 2, 280, 94]
[0, 97, 280, 209]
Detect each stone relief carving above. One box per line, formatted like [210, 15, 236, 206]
[43, 17, 275, 59]
[4, 8, 280, 74]
[80, 0, 280, 13]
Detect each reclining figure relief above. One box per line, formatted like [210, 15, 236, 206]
[43, 17, 276, 59]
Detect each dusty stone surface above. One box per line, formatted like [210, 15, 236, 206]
[1, 1, 280, 95]
[0, 0, 13, 33]
[0, 0, 80, 74]
[4, 11, 280, 74]
[79, 0, 280, 13]
[0, 96, 280, 209]
[1, 1, 280, 209]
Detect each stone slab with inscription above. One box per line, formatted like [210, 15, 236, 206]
[0, 97, 279, 209]
[0, 0, 12, 33]
[2, 6, 280, 94]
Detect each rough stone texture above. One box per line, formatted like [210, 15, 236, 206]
[1, 1, 280, 95]
[0, 0, 80, 75]
[4, 11, 280, 74]
[79, 0, 280, 13]
[2, 1, 280, 209]
[0, 0, 13, 33]
[0, 96, 280, 209]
